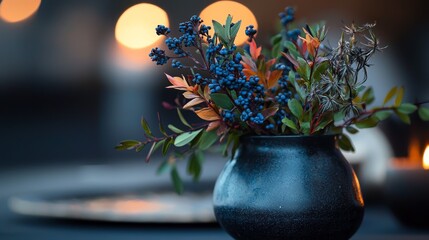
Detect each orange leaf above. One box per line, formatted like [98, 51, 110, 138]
[241, 55, 257, 71]
[249, 40, 262, 61]
[183, 98, 205, 109]
[281, 52, 298, 68]
[183, 92, 199, 99]
[165, 74, 189, 90]
[195, 107, 221, 121]
[265, 59, 277, 70]
[267, 70, 282, 89]
[207, 121, 221, 132]
[243, 69, 256, 79]
[203, 85, 210, 100]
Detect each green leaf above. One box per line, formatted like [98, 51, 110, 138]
[334, 111, 345, 122]
[225, 15, 232, 40]
[288, 99, 303, 119]
[198, 130, 219, 150]
[375, 110, 393, 121]
[289, 71, 306, 101]
[262, 106, 279, 120]
[162, 138, 173, 155]
[312, 61, 329, 81]
[230, 20, 241, 43]
[346, 126, 359, 134]
[383, 86, 397, 105]
[210, 93, 234, 110]
[168, 124, 184, 134]
[418, 107, 429, 121]
[187, 151, 204, 181]
[284, 41, 299, 58]
[116, 140, 140, 150]
[141, 118, 154, 138]
[397, 103, 417, 114]
[288, 69, 296, 84]
[146, 142, 156, 162]
[300, 122, 311, 135]
[271, 42, 282, 59]
[170, 167, 184, 194]
[176, 108, 192, 128]
[230, 90, 237, 99]
[315, 118, 333, 132]
[270, 34, 282, 58]
[212, 20, 227, 44]
[395, 87, 404, 107]
[222, 132, 239, 157]
[174, 129, 203, 147]
[157, 159, 171, 175]
[135, 144, 145, 152]
[355, 116, 379, 129]
[270, 33, 282, 45]
[296, 58, 310, 80]
[282, 117, 298, 131]
[395, 110, 411, 124]
[362, 87, 375, 105]
[338, 134, 355, 152]
[157, 113, 168, 137]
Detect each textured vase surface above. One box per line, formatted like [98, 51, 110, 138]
[213, 135, 364, 240]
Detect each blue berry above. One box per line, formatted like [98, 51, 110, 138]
[155, 25, 170, 35]
[149, 48, 169, 65]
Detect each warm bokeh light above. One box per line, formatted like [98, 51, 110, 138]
[200, 1, 257, 45]
[423, 145, 429, 170]
[0, 0, 41, 23]
[115, 3, 168, 49]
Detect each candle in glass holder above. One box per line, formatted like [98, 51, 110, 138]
[385, 144, 429, 228]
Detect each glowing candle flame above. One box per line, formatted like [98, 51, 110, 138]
[423, 145, 429, 170]
[0, 0, 41, 23]
[115, 3, 168, 49]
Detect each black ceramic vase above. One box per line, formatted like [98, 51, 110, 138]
[213, 135, 364, 240]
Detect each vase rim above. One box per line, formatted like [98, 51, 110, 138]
[241, 134, 338, 139]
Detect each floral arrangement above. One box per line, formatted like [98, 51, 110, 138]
[116, 7, 429, 193]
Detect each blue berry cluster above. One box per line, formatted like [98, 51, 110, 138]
[222, 110, 235, 123]
[207, 47, 246, 92]
[245, 25, 257, 41]
[155, 25, 170, 36]
[171, 59, 183, 69]
[274, 109, 289, 125]
[149, 48, 169, 65]
[279, 7, 301, 41]
[233, 76, 266, 124]
[150, 15, 211, 67]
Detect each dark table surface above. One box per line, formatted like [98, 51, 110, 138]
[1, 161, 429, 240]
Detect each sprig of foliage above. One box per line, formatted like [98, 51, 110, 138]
[118, 7, 429, 192]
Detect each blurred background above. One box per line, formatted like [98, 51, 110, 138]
[0, 0, 428, 239]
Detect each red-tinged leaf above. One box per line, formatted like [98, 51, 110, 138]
[162, 101, 175, 110]
[146, 140, 164, 162]
[281, 52, 299, 68]
[267, 70, 282, 89]
[203, 85, 210, 100]
[265, 58, 277, 70]
[252, 42, 262, 61]
[395, 87, 404, 107]
[165, 74, 189, 90]
[207, 121, 221, 132]
[195, 107, 221, 121]
[262, 106, 279, 119]
[383, 86, 397, 105]
[183, 98, 205, 109]
[183, 92, 199, 99]
[243, 69, 256, 79]
[241, 55, 257, 71]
